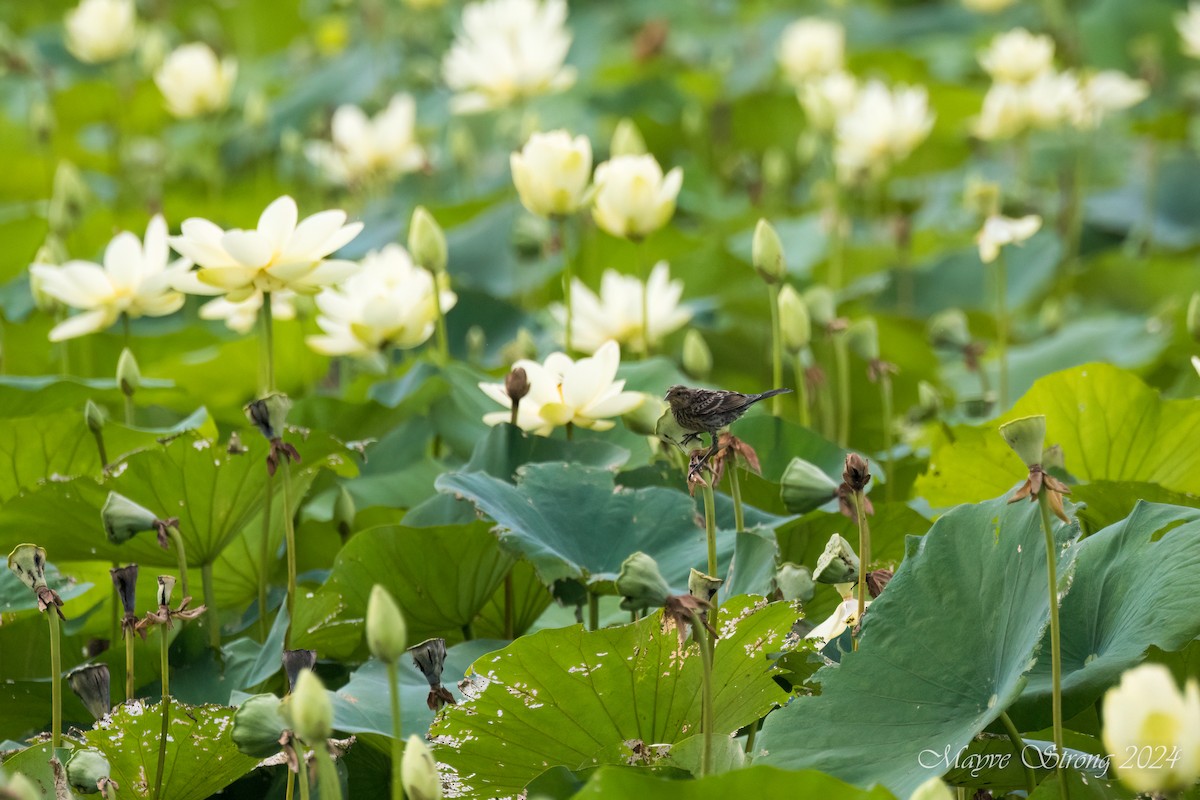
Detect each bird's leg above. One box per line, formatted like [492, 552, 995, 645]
[688, 433, 722, 481]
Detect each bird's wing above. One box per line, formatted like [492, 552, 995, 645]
[692, 389, 753, 415]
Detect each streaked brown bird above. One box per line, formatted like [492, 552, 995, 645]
[664, 384, 792, 474]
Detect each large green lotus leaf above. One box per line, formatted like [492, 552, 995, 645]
[1070, 481, 1200, 534]
[292, 522, 514, 658]
[473, 558, 555, 640]
[77, 699, 258, 800]
[0, 376, 176, 417]
[918, 364, 1200, 507]
[1009, 502, 1200, 730]
[756, 495, 1073, 797]
[0, 744, 78, 800]
[569, 765, 898, 799]
[431, 596, 797, 799]
[435, 463, 737, 588]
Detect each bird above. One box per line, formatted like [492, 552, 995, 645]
[663, 384, 792, 475]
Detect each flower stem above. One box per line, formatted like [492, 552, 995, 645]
[1038, 491, 1065, 783]
[313, 745, 342, 800]
[286, 771, 295, 800]
[504, 573, 515, 639]
[639, 241, 650, 358]
[559, 216, 574, 355]
[834, 333, 851, 447]
[386, 661, 403, 800]
[258, 471, 273, 642]
[829, 187, 845, 291]
[281, 458, 298, 650]
[880, 373, 894, 503]
[728, 459, 745, 534]
[432, 273, 450, 366]
[999, 711, 1037, 795]
[153, 627, 170, 800]
[588, 592, 599, 631]
[91, 428, 109, 471]
[852, 491, 870, 652]
[261, 291, 276, 394]
[297, 761, 311, 800]
[691, 613, 715, 778]
[202, 561, 220, 651]
[166, 526, 190, 601]
[125, 627, 135, 701]
[110, 561, 119, 656]
[767, 283, 784, 416]
[47, 610, 62, 750]
[701, 481, 719, 632]
[994, 253, 1009, 410]
[792, 351, 811, 428]
[124, 393, 135, 427]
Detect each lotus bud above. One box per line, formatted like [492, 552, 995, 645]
[655, 407, 691, 448]
[85, 400, 105, 434]
[682, 329, 712, 379]
[928, 309, 971, 350]
[505, 367, 529, 404]
[116, 348, 140, 397]
[466, 325, 486, 364]
[102, 492, 159, 544]
[7, 543, 47, 593]
[0, 772, 38, 800]
[1188, 292, 1200, 344]
[775, 563, 815, 603]
[842, 453, 871, 493]
[779, 457, 839, 514]
[67, 663, 111, 720]
[401, 735, 444, 800]
[366, 585, 408, 663]
[408, 206, 448, 275]
[687, 569, 722, 603]
[610, 118, 647, 156]
[334, 487, 356, 541]
[65, 749, 114, 796]
[999, 415, 1046, 469]
[762, 146, 791, 194]
[110, 564, 138, 618]
[622, 393, 665, 437]
[909, 776, 955, 800]
[289, 669, 332, 743]
[813, 534, 860, 584]
[282, 649, 317, 694]
[845, 318, 880, 362]
[156, 575, 176, 608]
[803, 286, 837, 330]
[245, 393, 292, 441]
[616, 552, 672, 611]
[231, 693, 288, 758]
[752, 219, 786, 284]
[778, 285, 811, 353]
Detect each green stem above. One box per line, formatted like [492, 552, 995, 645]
[286, 770, 295, 800]
[701, 481, 719, 632]
[999, 711, 1037, 795]
[124, 393, 135, 427]
[47, 610, 62, 750]
[994, 253, 1009, 410]
[125, 627, 135, 701]
[834, 334, 850, 447]
[387, 661, 403, 800]
[313, 745, 342, 800]
[110, 561, 120, 656]
[588, 592, 599, 631]
[880, 374, 894, 503]
[728, 459, 745, 534]
[92, 429, 109, 470]
[1038, 491, 1065, 784]
[166, 526, 190, 601]
[122, 311, 131, 349]
[504, 573, 514, 639]
[744, 719, 758, 755]
[792, 351, 811, 428]
[202, 561, 220, 651]
[691, 613, 714, 778]
[461, 621, 474, 641]
[559, 216, 574, 355]
[258, 470, 273, 641]
[829, 187, 845, 291]
[153, 627, 170, 800]
[297, 759, 311, 800]
[261, 291, 276, 394]
[638, 241, 650, 358]
[767, 283, 784, 416]
[852, 491, 870, 652]
[281, 458, 297, 650]
[432, 271, 449, 365]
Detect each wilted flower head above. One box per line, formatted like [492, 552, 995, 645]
[999, 415, 1072, 522]
[552, 262, 691, 354]
[137, 574, 205, 632]
[110, 564, 139, 632]
[306, 94, 426, 186]
[282, 649, 317, 694]
[617, 552, 672, 612]
[1179, 3, 1200, 59]
[778, 19, 844, 86]
[797, 70, 858, 132]
[479, 340, 643, 435]
[307, 244, 456, 367]
[65, 0, 136, 64]
[977, 214, 1041, 264]
[1102, 664, 1200, 793]
[410, 638, 456, 711]
[199, 290, 296, 334]
[30, 215, 188, 341]
[443, 0, 575, 113]
[245, 393, 300, 476]
[978, 29, 1055, 85]
[7, 543, 63, 617]
[591, 154, 683, 240]
[154, 43, 237, 118]
[834, 81, 934, 183]
[842, 453, 871, 493]
[67, 663, 111, 720]
[511, 130, 592, 217]
[170, 195, 362, 302]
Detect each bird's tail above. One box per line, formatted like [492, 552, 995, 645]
[751, 387, 793, 404]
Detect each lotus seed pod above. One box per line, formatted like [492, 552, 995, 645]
[654, 407, 691, 448]
[813, 534, 860, 584]
[622, 393, 665, 437]
[65, 749, 111, 795]
[803, 286, 837, 329]
[775, 563, 815, 604]
[752, 218, 786, 283]
[778, 285, 811, 353]
[84, 399, 105, 434]
[1042, 443, 1065, 472]
[290, 669, 332, 743]
[999, 415, 1047, 469]
[1188, 292, 1200, 343]
[401, 735, 444, 800]
[155, 574, 176, 608]
[408, 206, 448, 275]
[610, 117, 646, 156]
[780, 457, 839, 514]
[928, 309, 971, 350]
[845, 318, 880, 362]
[687, 568, 722, 603]
[116, 347, 140, 397]
[282, 649, 317, 694]
[231, 693, 288, 758]
[7, 544, 48, 592]
[682, 329, 712, 380]
[245, 393, 292, 440]
[67, 663, 111, 720]
[110, 564, 138, 618]
[366, 585, 408, 664]
[616, 551, 672, 612]
[101, 492, 159, 544]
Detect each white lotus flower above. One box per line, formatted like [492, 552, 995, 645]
[806, 597, 866, 644]
[977, 214, 1041, 264]
[305, 94, 426, 186]
[442, 0, 575, 114]
[479, 340, 643, 435]
[1080, 70, 1149, 126]
[778, 19, 844, 86]
[973, 82, 1030, 140]
[199, 291, 296, 335]
[511, 130, 592, 217]
[834, 81, 934, 182]
[1179, 3, 1200, 59]
[551, 262, 692, 354]
[65, 0, 136, 64]
[154, 43, 237, 118]
[30, 215, 187, 341]
[591, 154, 683, 240]
[306, 244, 456, 365]
[1102, 664, 1200, 793]
[169, 195, 362, 302]
[797, 70, 858, 132]
[1025, 70, 1086, 130]
[978, 29, 1055, 85]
